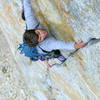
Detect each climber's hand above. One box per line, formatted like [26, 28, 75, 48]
[74, 40, 87, 49]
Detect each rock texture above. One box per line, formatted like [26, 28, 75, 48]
[0, 0, 100, 100]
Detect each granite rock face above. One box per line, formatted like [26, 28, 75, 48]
[0, 0, 100, 100]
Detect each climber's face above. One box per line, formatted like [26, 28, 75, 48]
[35, 29, 48, 42]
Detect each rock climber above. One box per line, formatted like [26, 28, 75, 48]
[22, 0, 87, 62]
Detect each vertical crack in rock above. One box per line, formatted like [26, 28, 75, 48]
[44, 65, 55, 100]
[44, 64, 65, 100]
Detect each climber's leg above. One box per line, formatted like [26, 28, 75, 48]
[21, 6, 27, 29]
[57, 55, 66, 63]
[22, 6, 25, 21]
[54, 50, 66, 63]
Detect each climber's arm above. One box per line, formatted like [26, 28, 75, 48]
[23, 0, 39, 30]
[45, 38, 87, 51]
[51, 40, 87, 50]
[51, 40, 76, 50]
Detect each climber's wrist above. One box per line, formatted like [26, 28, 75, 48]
[74, 43, 79, 49]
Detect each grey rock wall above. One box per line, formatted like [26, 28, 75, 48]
[0, 0, 100, 100]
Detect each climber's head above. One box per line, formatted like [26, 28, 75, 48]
[23, 29, 48, 47]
